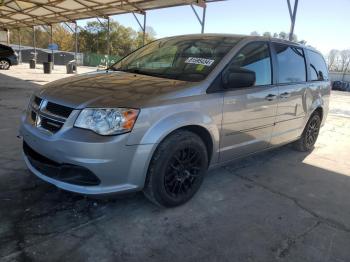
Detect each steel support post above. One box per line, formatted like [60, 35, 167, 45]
[18, 29, 22, 63]
[50, 25, 54, 69]
[33, 26, 36, 60]
[132, 12, 147, 46]
[287, 0, 299, 41]
[190, 4, 207, 34]
[6, 29, 10, 45]
[107, 17, 110, 67]
[201, 5, 206, 34]
[142, 12, 146, 46]
[75, 21, 78, 72]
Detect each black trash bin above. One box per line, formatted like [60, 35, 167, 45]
[66, 61, 77, 74]
[66, 63, 73, 74]
[43, 62, 52, 74]
[29, 59, 36, 69]
[48, 53, 54, 69]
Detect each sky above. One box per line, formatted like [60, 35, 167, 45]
[78, 0, 350, 55]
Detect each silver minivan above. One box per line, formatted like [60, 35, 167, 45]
[20, 34, 330, 207]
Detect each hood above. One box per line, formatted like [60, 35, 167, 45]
[37, 71, 196, 109]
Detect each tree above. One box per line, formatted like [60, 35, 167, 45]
[250, 31, 260, 36]
[278, 31, 288, 40]
[263, 32, 272, 38]
[290, 33, 298, 42]
[251, 31, 303, 42]
[134, 27, 156, 47]
[327, 49, 339, 70]
[53, 24, 74, 51]
[9, 19, 156, 57]
[10, 24, 74, 51]
[326, 49, 350, 72]
[339, 49, 350, 72]
[78, 20, 156, 57]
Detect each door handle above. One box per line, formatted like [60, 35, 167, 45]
[265, 94, 277, 101]
[280, 92, 291, 99]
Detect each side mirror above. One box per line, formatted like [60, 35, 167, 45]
[222, 67, 256, 89]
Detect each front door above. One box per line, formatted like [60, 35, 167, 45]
[219, 41, 278, 162]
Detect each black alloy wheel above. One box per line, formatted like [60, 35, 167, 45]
[164, 146, 203, 198]
[305, 116, 321, 148]
[144, 130, 208, 207]
[294, 112, 321, 152]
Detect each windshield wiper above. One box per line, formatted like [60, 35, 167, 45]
[121, 68, 165, 78]
[107, 66, 122, 71]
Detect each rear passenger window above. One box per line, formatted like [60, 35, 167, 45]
[227, 42, 272, 86]
[307, 50, 329, 81]
[274, 44, 306, 84]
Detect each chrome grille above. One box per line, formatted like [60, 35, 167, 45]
[46, 102, 72, 118]
[29, 96, 73, 134]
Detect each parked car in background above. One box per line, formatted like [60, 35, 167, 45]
[332, 81, 342, 90]
[332, 81, 350, 91]
[19, 34, 330, 207]
[0, 44, 18, 70]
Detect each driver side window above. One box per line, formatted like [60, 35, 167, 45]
[227, 42, 272, 86]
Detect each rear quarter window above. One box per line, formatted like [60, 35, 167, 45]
[307, 50, 329, 81]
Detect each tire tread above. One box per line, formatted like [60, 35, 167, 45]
[143, 130, 207, 207]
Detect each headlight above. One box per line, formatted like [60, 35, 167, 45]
[74, 108, 139, 135]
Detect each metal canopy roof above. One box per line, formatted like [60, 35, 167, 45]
[0, 0, 222, 29]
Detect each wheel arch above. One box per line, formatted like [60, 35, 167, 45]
[306, 94, 327, 127]
[313, 106, 323, 120]
[162, 124, 214, 165]
[141, 123, 217, 189]
[132, 109, 220, 164]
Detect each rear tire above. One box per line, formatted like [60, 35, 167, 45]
[143, 130, 208, 207]
[293, 112, 321, 152]
[0, 59, 10, 70]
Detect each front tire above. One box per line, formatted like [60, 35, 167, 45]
[293, 112, 321, 152]
[0, 59, 10, 70]
[144, 130, 208, 207]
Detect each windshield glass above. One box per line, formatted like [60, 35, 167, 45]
[111, 36, 241, 82]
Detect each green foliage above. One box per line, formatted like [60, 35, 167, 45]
[77, 20, 156, 57]
[10, 19, 156, 58]
[251, 31, 302, 43]
[262, 32, 272, 38]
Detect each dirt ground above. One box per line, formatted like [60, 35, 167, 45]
[1, 64, 350, 262]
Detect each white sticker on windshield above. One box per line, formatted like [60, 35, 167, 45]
[185, 57, 215, 67]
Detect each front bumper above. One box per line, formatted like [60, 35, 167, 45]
[19, 114, 154, 195]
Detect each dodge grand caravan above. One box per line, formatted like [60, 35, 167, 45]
[20, 34, 330, 207]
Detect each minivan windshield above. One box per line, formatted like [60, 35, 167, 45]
[111, 36, 241, 82]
